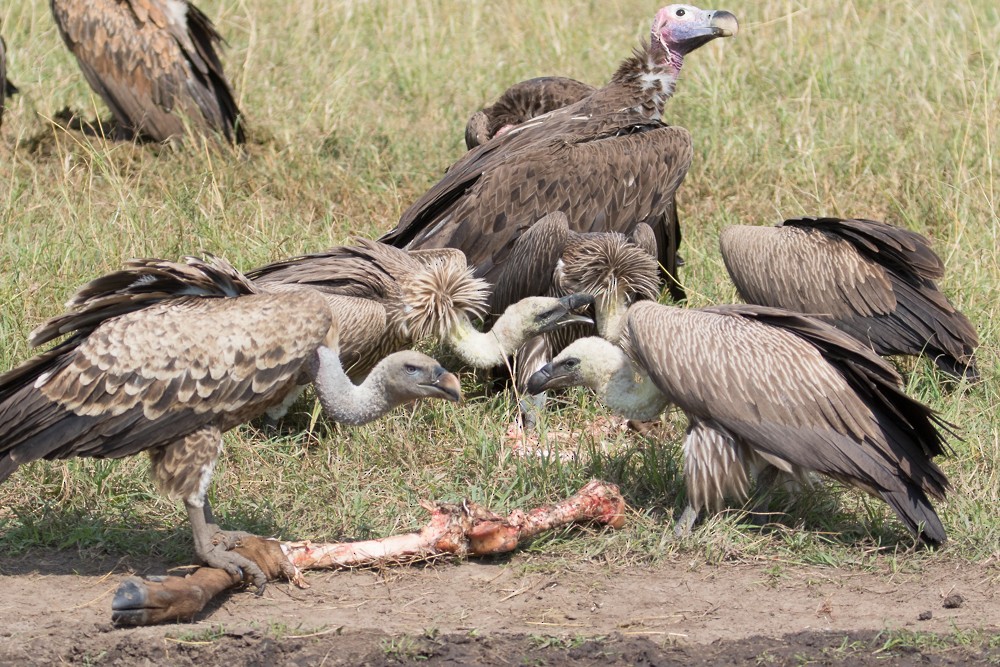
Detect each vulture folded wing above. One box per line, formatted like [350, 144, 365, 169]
[624, 302, 950, 541]
[721, 220, 979, 379]
[51, 0, 243, 142]
[489, 212, 571, 314]
[383, 125, 693, 284]
[0, 291, 329, 480]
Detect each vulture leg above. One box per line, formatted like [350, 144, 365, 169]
[186, 501, 268, 592]
[149, 428, 268, 591]
[674, 418, 751, 536]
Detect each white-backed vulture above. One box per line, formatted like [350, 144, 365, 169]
[379, 5, 739, 302]
[465, 76, 596, 150]
[50, 0, 244, 143]
[487, 212, 660, 423]
[527, 302, 952, 545]
[720, 217, 979, 381]
[0, 256, 461, 588]
[0, 35, 16, 129]
[249, 239, 594, 377]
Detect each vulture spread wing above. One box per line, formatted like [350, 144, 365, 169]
[623, 301, 950, 543]
[50, 0, 244, 142]
[720, 218, 979, 380]
[465, 76, 596, 149]
[381, 123, 693, 286]
[0, 287, 331, 483]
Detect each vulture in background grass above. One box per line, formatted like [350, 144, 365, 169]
[249, 239, 594, 379]
[1, 35, 17, 129]
[50, 0, 244, 143]
[528, 302, 953, 545]
[463, 76, 686, 303]
[464, 76, 596, 150]
[720, 218, 979, 381]
[380, 4, 739, 302]
[0, 256, 462, 589]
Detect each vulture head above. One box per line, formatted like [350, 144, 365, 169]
[557, 231, 660, 342]
[508, 294, 595, 337]
[527, 337, 617, 395]
[652, 5, 738, 62]
[366, 350, 462, 403]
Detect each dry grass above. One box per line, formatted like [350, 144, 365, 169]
[0, 0, 997, 570]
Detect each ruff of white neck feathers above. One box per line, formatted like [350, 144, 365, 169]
[575, 338, 669, 421]
[446, 312, 511, 368]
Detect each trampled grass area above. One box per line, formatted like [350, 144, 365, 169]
[0, 0, 997, 572]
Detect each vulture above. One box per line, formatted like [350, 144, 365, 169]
[380, 4, 739, 301]
[0, 35, 16, 129]
[527, 301, 952, 545]
[487, 212, 661, 423]
[248, 239, 594, 377]
[464, 76, 595, 150]
[50, 0, 244, 143]
[0, 256, 461, 588]
[720, 217, 979, 381]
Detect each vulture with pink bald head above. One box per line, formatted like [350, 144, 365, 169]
[380, 5, 738, 303]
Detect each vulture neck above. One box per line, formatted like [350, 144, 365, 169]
[310, 346, 399, 425]
[447, 312, 529, 368]
[582, 339, 669, 421]
[595, 292, 628, 343]
[607, 43, 681, 122]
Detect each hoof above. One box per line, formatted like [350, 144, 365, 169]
[111, 577, 152, 626]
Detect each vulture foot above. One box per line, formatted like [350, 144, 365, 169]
[673, 505, 698, 537]
[203, 529, 270, 593]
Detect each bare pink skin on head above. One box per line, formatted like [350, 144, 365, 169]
[650, 4, 739, 71]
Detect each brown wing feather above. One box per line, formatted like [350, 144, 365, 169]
[0, 290, 330, 480]
[51, 0, 243, 142]
[721, 219, 979, 380]
[489, 212, 571, 314]
[624, 301, 950, 542]
[465, 76, 596, 149]
[384, 125, 692, 284]
[1, 35, 16, 127]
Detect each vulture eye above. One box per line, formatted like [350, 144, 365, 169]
[539, 308, 558, 320]
[675, 8, 686, 17]
[404, 364, 420, 375]
[563, 358, 580, 370]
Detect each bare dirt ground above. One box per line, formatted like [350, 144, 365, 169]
[1, 552, 998, 665]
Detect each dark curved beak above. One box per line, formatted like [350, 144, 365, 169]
[526, 364, 554, 395]
[555, 293, 595, 327]
[429, 369, 462, 402]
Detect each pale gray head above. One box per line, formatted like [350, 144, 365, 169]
[504, 294, 595, 337]
[379, 350, 462, 403]
[526, 337, 621, 394]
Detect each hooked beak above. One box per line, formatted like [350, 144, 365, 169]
[554, 293, 594, 327]
[667, 9, 739, 55]
[709, 10, 739, 38]
[427, 369, 462, 402]
[525, 364, 553, 395]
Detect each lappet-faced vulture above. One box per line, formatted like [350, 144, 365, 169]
[249, 239, 594, 376]
[0, 256, 461, 588]
[50, 0, 244, 143]
[463, 75, 686, 302]
[0, 35, 17, 129]
[720, 217, 979, 381]
[380, 5, 739, 301]
[528, 301, 952, 545]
